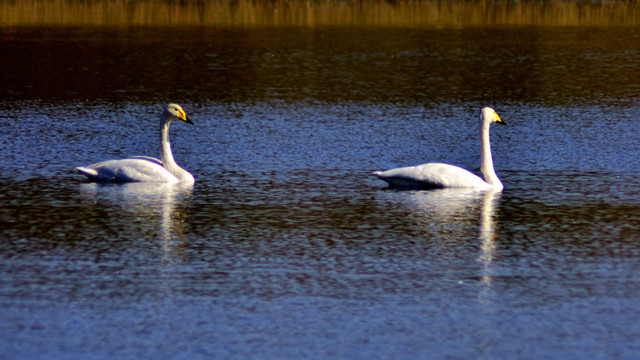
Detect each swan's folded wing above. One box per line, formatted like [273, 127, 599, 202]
[128, 156, 163, 167]
[374, 163, 490, 189]
[76, 158, 179, 183]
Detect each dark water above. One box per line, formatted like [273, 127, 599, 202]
[2, 26, 640, 359]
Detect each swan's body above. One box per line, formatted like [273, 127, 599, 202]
[374, 107, 505, 190]
[76, 104, 194, 183]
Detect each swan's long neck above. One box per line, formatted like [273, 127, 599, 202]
[480, 116, 503, 190]
[159, 112, 193, 182]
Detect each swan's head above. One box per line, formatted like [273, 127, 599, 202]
[481, 107, 505, 126]
[165, 103, 194, 125]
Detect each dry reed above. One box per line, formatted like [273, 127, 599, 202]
[1, 0, 639, 27]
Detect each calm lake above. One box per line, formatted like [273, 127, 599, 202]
[2, 4, 640, 359]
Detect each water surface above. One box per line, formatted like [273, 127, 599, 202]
[2, 22, 640, 359]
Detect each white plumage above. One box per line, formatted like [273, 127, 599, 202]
[374, 107, 505, 190]
[77, 104, 194, 183]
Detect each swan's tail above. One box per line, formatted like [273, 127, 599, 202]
[76, 166, 100, 179]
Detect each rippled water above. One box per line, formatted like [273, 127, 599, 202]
[2, 25, 640, 359]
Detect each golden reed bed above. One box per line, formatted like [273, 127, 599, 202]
[1, 0, 639, 27]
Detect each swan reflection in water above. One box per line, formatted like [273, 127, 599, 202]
[478, 190, 500, 287]
[398, 188, 501, 290]
[79, 181, 194, 265]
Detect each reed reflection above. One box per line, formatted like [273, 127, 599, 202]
[79, 182, 193, 265]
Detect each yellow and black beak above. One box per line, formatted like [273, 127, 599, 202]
[178, 108, 194, 125]
[495, 112, 506, 126]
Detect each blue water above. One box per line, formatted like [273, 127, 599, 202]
[2, 26, 640, 359]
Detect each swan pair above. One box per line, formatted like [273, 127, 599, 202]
[77, 104, 505, 190]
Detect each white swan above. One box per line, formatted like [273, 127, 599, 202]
[76, 103, 195, 183]
[374, 107, 505, 190]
